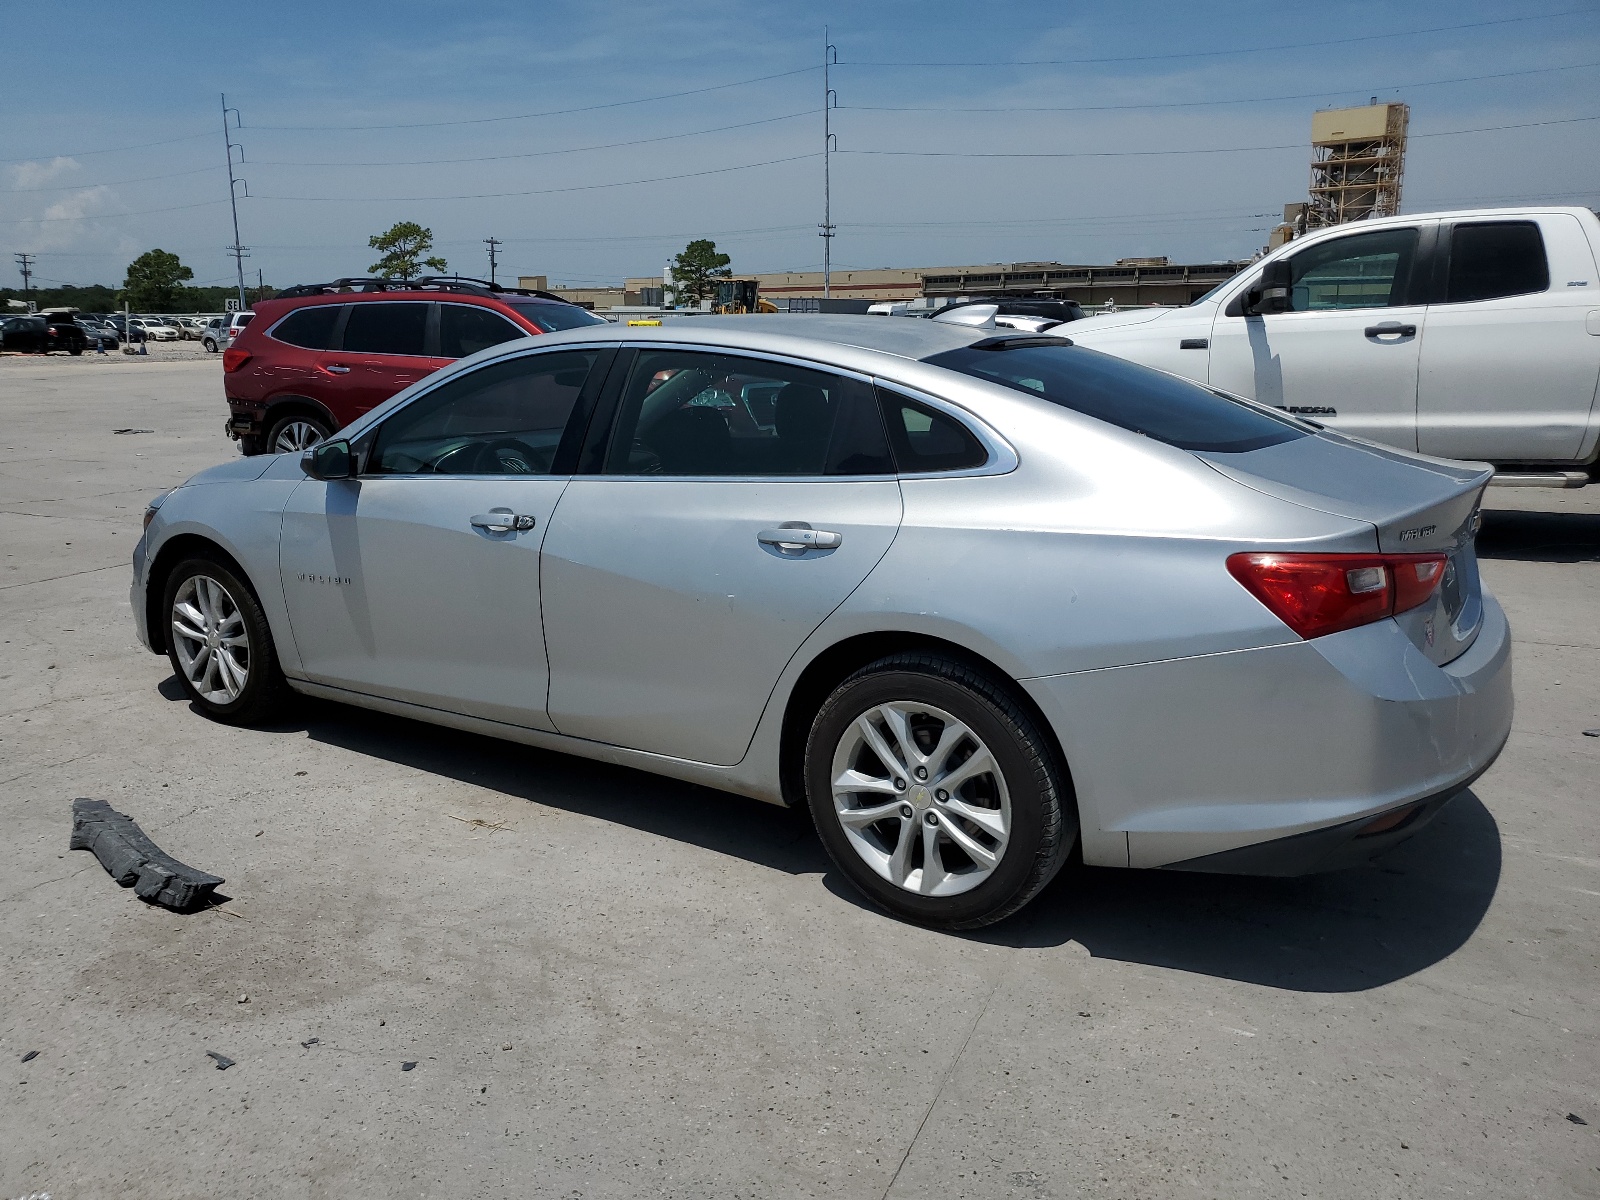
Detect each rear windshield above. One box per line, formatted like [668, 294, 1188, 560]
[506, 301, 608, 333]
[923, 341, 1307, 454]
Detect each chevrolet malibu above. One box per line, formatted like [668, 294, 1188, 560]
[131, 317, 1512, 928]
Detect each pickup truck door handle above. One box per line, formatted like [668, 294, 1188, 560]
[758, 524, 843, 552]
[471, 509, 536, 533]
[1364, 322, 1417, 338]
[323, 364, 352, 374]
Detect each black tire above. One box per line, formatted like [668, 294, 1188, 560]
[805, 653, 1076, 930]
[162, 556, 290, 725]
[202, 338, 218, 353]
[265, 412, 331, 455]
[70, 345, 84, 356]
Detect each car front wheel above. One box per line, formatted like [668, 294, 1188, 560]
[266, 414, 331, 454]
[806, 653, 1075, 929]
[163, 557, 289, 724]
[202, 338, 217, 353]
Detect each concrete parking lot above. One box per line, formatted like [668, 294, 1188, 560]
[2, 353, 1596, 1199]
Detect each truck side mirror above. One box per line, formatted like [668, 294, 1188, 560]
[301, 438, 353, 480]
[1248, 259, 1293, 315]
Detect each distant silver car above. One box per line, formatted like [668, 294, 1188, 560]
[131, 317, 1512, 927]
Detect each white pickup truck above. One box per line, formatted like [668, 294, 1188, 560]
[1063, 206, 1600, 482]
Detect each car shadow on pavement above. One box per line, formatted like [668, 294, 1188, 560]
[992, 790, 1503, 992]
[1478, 507, 1600, 563]
[170, 682, 1502, 993]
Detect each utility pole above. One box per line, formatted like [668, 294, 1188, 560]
[256, 268, 264, 303]
[221, 94, 250, 314]
[14, 253, 35, 307]
[820, 28, 837, 300]
[484, 237, 502, 285]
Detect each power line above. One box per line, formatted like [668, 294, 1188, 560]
[0, 198, 229, 226]
[0, 131, 213, 165]
[252, 110, 815, 168]
[835, 114, 1600, 160]
[249, 65, 818, 132]
[255, 152, 820, 203]
[0, 164, 221, 194]
[841, 62, 1600, 115]
[838, 9, 1596, 67]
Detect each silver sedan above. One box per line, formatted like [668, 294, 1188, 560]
[131, 317, 1512, 927]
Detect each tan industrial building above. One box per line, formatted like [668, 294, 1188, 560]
[523, 260, 1248, 311]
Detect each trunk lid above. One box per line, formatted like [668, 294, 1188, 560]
[1198, 432, 1492, 665]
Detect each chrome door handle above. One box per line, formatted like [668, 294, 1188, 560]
[758, 524, 843, 551]
[324, 364, 351, 374]
[1363, 322, 1416, 338]
[471, 509, 536, 533]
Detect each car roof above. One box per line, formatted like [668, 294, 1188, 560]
[531, 314, 994, 363]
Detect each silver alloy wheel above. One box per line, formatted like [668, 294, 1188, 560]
[171, 575, 250, 705]
[830, 701, 1011, 897]
[272, 420, 324, 453]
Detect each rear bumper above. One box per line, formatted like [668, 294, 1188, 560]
[1022, 593, 1514, 872]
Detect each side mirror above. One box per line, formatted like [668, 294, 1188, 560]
[301, 438, 354, 480]
[1248, 259, 1293, 315]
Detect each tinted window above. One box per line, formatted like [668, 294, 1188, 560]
[1446, 222, 1549, 303]
[924, 342, 1306, 454]
[604, 350, 889, 477]
[270, 305, 342, 350]
[1287, 228, 1417, 311]
[876, 387, 987, 473]
[439, 304, 526, 358]
[342, 302, 426, 355]
[370, 351, 598, 476]
[505, 301, 608, 333]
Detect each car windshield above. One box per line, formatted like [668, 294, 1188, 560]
[923, 340, 1307, 454]
[506, 301, 608, 333]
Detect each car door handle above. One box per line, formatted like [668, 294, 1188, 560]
[471, 509, 536, 533]
[323, 364, 351, 374]
[758, 525, 843, 551]
[1364, 322, 1416, 338]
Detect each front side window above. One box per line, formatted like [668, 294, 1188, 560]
[342, 302, 426, 356]
[603, 350, 890, 477]
[369, 350, 598, 475]
[924, 341, 1306, 454]
[439, 304, 527, 358]
[1287, 227, 1418, 311]
[1446, 221, 1549, 303]
[270, 304, 342, 350]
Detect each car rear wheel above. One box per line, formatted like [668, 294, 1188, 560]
[806, 652, 1075, 929]
[163, 557, 288, 725]
[266, 414, 331, 454]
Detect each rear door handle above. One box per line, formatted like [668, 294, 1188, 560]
[1364, 322, 1416, 338]
[758, 524, 843, 552]
[471, 509, 536, 533]
[323, 364, 351, 374]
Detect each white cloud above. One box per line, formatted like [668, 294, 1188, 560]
[7, 156, 81, 190]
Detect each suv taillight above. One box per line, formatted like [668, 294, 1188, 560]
[1227, 552, 1447, 640]
[222, 347, 252, 373]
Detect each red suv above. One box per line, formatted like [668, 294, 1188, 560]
[222, 276, 607, 454]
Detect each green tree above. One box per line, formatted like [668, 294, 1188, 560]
[368, 221, 447, 280]
[122, 249, 194, 312]
[667, 239, 732, 307]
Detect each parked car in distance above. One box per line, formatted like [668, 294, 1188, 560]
[200, 317, 227, 352]
[0, 314, 87, 354]
[76, 318, 120, 350]
[176, 317, 207, 340]
[1064, 206, 1600, 483]
[132, 318, 180, 342]
[931, 296, 1087, 333]
[222, 277, 604, 454]
[134, 316, 1511, 928]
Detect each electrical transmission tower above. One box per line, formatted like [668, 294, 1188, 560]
[484, 237, 502, 285]
[221, 94, 251, 313]
[14, 253, 35, 304]
[820, 30, 837, 299]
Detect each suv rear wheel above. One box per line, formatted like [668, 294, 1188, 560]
[805, 653, 1076, 929]
[266, 413, 331, 454]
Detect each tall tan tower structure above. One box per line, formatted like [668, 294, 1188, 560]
[1306, 101, 1409, 228]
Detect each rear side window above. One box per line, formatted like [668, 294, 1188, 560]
[1446, 222, 1549, 303]
[342, 302, 427, 355]
[270, 305, 342, 350]
[875, 387, 988, 473]
[924, 342, 1306, 454]
[505, 301, 608, 333]
[439, 304, 526, 358]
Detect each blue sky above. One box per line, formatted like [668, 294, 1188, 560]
[2, 1, 1596, 291]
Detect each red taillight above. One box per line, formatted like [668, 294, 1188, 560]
[222, 347, 252, 373]
[1227, 551, 1448, 640]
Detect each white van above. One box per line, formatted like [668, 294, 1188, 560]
[1064, 207, 1600, 479]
